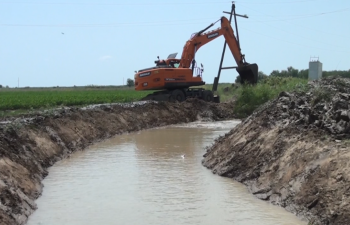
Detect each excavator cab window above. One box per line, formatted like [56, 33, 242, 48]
[169, 61, 180, 68]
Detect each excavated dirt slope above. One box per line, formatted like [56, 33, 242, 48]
[0, 99, 235, 225]
[203, 77, 350, 225]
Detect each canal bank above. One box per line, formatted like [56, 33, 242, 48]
[2, 77, 349, 225]
[202, 77, 350, 225]
[0, 99, 235, 225]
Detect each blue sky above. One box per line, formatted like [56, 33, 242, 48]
[0, 0, 349, 87]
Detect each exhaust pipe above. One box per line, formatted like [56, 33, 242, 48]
[236, 63, 258, 85]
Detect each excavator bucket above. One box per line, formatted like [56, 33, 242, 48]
[236, 63, 258, 85]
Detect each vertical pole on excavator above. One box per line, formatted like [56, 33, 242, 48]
[191, 45, 197, 75]
[233, 4, 241, 51]
[212, 2, 235, 95]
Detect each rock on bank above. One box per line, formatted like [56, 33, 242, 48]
[202, 77, 350, 225]
[0, 99, 235, 225]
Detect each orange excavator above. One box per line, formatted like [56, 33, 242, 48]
[134, 5, 258, 102]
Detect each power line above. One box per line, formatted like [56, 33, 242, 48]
[246, 8, 350, 22]
[250, 8, 350, 18]
[239, 4, 350, 40]
[0, 0, 321, 5]
[235, 0, 322, 4]
[0, 1, 230, 5]
[239, 6, 349, 49]
[241, 27, 350, 54]
[239, 4, 350, 21]
[0, 17, 219, 27]
[6, 7, 349, 28]
[247, 18, 348, 50]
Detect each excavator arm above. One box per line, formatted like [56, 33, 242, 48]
[179, 16, 258, 84]
[180, 17, 242, 68]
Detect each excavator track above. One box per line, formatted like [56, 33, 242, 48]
[141, 89, 216, 102]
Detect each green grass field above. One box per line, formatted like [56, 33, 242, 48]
[0, 87, 151, 111]
[0, 78, 309, 118]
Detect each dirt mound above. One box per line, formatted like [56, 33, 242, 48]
[202, 77, 350, 225]
[263, 76, 350, 138]
[0, 99, 236, 225]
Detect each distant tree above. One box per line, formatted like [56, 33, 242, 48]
[287, 66, 299, 77]
[258, 71, 268, 81]
[323, 70, 350, 78]
[235, 67, 350, 84]
[5, 85, 9, 88]
[127, 78, 135, 87]
[270, 67, 306, 79]
[0, 84, 2, 88]
[298, 69, 308, 79]
[270, 70, 280, 77]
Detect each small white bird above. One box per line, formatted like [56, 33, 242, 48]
[181, 154, 185, 159]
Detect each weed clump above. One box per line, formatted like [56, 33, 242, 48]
[233, 77, 308, 118]
[311, 87, 333, 106]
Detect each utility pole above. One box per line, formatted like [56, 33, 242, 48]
[212, 2, 249, 100]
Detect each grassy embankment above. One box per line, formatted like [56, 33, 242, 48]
[204, 77, 308, 118]
[0, 77, 308, 118]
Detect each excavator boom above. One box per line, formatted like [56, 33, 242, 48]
[179, 16, 258, 84]
[134, 4, 258, 103]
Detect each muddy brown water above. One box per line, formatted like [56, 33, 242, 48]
[27, 120, 306, 225]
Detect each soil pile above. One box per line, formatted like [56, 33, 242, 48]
[0, 99, 235, 225]
[202, 77, 350, 225]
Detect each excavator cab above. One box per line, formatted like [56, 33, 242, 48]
[236, 63, 258, 84]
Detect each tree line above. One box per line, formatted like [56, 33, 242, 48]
[235, 67, 350, 83]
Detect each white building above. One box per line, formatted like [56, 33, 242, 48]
[308, 57, 322, 80]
